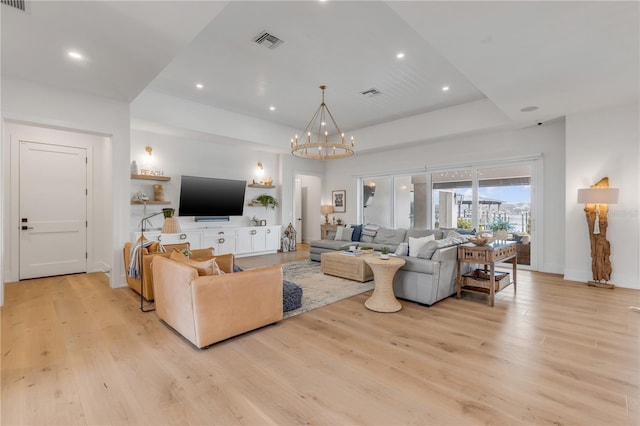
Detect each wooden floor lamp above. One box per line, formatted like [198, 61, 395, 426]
[577, 177, 619, 289]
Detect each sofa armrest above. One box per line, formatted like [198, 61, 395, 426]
[190, 265, 283, 348]
[152, 256, 200, 345]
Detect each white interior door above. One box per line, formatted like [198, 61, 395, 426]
[295, 178, 302, 244]
[19, 141, 88, 279]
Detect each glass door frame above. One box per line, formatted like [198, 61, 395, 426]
[426, 156, 542, 270]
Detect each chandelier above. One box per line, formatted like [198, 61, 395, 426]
[290, 85, 355, 159]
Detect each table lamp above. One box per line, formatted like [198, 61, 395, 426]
[321, 205, 334, 225]
[577, 178, 619, 288]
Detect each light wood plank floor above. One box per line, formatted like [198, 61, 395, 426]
[2, 245, 638, 425]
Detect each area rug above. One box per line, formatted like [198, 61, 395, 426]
[282, 260, 374, 319]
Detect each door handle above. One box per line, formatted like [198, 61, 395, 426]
[21, 226, 34, 230]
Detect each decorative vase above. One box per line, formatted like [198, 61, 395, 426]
[162, 208, 175, 218]
[153, 184, 164, 202]
[130, 160, 138, 175]
[380, 253, 389, 260]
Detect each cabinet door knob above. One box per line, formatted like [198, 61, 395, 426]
[219, 238, 225, 244]
[218, 231, 224, 235]
[157, 235, 162, 241]
[179, 233, 187, 240]
[267, 229, 271, 233]
[251, 230, 256, 235]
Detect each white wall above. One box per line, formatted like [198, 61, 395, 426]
[1, 77, 130, 293]
[564, 103, 639, 289]
[324, 120, 566, 275]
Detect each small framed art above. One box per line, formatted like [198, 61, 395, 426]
[332, 190, 346, 213]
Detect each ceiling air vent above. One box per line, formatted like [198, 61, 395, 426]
[253, 31, 284, 50]
[361, 88, 382, 97]
[1, 0, 26, 11]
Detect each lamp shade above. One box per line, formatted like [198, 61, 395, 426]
[577, 187, 619, 204]
[321, 204, 334, 215]
[161, 217, 182, 234]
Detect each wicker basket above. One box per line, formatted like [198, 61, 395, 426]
[463, 269, 510, 291]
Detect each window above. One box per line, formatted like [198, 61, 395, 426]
[358, 158, 539, 268]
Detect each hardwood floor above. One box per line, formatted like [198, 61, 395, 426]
[2, 246, 638, 425]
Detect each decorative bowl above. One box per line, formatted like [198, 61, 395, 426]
[468, 236, 492, 246]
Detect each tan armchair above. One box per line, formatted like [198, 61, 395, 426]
[123, 242, 214, 301]
[152, 254, 283, 349]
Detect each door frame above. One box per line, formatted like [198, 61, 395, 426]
[7, 123, 97, 281]
[293, 172, 322, 242]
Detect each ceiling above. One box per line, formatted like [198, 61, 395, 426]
[2, 1, 638, 144]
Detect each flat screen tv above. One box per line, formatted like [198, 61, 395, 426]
[178, 175, 246, 219]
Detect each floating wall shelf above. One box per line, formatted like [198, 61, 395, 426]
[131, 200, 171, 205]
[247, 183, 275, 188]
[131, 174, 171, 182]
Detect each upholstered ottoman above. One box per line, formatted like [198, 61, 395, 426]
[283, 280, 303, 312]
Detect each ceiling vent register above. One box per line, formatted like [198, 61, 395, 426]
[1, 0, 26, 11]
[361, 88, 382, 97]
[253, 31, 284, 50]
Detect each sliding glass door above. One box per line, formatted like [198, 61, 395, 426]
[430, 164, 533, 267]
[358, 158, 539, 269]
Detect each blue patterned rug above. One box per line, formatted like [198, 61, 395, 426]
[282, 260, 374, 319]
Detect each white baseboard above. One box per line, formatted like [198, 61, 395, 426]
[564, 269, 639, 289]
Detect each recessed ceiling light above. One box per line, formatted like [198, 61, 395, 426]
[520, 106, 539, 112]
[67, 51, 83, 60]
[196, 83, 204, 89]
[396, 52, 405, 59]
[269, 106, 275, 111]
[442, 86, 450, 92]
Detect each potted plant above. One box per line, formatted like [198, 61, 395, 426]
[490, 217, 514, 241]
[380, 246, 390, 260]
[254, 194, 279, 209]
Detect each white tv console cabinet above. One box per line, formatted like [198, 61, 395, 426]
[132, 225, 281, 258]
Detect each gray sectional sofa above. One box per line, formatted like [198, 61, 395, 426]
[309, 226, 473, 306]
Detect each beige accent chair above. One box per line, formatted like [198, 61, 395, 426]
[123, 242, 214, 301]
[152, 254, 283, 349]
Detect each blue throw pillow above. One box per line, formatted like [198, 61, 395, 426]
[350, 224, 363, 241]
[456, 228, 476, 235]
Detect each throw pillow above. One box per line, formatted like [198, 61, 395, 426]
[233, 264, 243, 273]
[340, 227, 353, 241]
[350, 224, 363, 242]
[334, 226, 353, 242]
[456, 228, 476, 235]
[148, 242, 162, 253]
[395, 242, 409, 256]
[408, 234, 435, 257]
[169, 250, 220, 276]
[416, 240, 440, 259]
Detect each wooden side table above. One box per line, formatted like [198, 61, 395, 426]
[457, 241, 517, 307]
[364, 256, 406, 312]
[320, 223, 337, 240]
